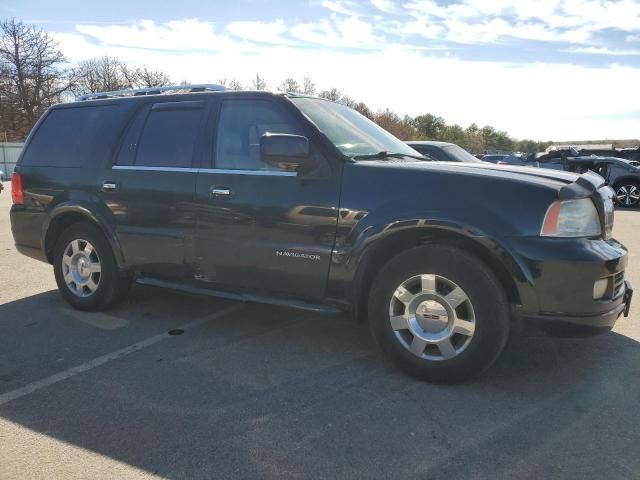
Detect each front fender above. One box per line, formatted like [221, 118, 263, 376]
[327, 214, 539, 314]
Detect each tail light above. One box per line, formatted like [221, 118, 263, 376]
[11, 172, 24, 205]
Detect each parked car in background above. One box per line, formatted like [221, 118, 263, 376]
[10, 86, 632, 383]
[619, 148, 640, 162]
[536, 154, 640, 208]
[482, 154, 533, 166]
[482, 154, 509, 163]
[405, 141, 483, 163]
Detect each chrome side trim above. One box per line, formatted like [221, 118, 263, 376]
[199, 168, 297, 177]
[112, 166, 199, 173]
[111, 165, 297, 177]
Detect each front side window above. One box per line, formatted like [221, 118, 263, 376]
[135, 103, 204, 168]
[215, 99, 303, 170]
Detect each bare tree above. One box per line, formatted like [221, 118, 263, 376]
[0, 18, 70, 139]
[319, 87, 342, 102]
[69, 56, 127, 95]
[251, 73, 267, 91]
[228, 79, 243, 91]
[302, 77, 316, 96]
[279, 77, 300, 93]
[133, 65, 170, 88]
[70, 55, 171, 95]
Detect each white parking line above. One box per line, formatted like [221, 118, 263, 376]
[0, 304, 244, 407]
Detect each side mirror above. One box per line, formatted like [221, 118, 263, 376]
[260, 133, 309, 171]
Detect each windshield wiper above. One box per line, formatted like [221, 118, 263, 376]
[352, 151, 427, 161]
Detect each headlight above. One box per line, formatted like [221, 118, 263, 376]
[541, 198, 601, 237]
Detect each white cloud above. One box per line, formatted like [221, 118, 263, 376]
[320, 0, 362, 16]
[54, 19, 640, 141]
[290, 16, 380, 48]
[74, 19, 232, 52]
[567, 46, 640, 56]
[227, 20, 287, 44]
[402, 0, 640, 45]
[371, 0, 397, 13]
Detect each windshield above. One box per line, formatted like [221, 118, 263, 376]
[291, 97, 419, 159]
[443, 145, 483, 163]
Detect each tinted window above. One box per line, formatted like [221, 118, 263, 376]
[215, 100, 303, 170]
[443, 145, 483, 163]
[419, 146, 449, 162]
[21, 105, 122, 167]
[135, 103, 204, 168]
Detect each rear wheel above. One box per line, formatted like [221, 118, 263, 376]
[368, 245, 510, 383]
[614, 181, 640, 208]
[53, 223, 131, 311]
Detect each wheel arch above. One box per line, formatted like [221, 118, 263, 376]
[43, 205, 125, 269]
[351, 226, 527, 323]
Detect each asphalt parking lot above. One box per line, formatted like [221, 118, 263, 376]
[1, 182, 639, 480]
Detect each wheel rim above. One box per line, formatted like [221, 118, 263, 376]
[388, 274, 476, 361]
[61, 239, 101, 297]
[616, 184, 640, 207]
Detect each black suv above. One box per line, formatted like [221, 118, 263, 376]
[10, 86, 633, 383]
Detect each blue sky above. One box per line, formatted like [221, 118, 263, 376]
[2, 0, 640, 140]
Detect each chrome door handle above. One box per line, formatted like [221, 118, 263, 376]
[210, 186, 231, 199]
[102, 181, 118, 192]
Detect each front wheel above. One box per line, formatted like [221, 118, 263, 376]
[368, 245, 510, 383]
[53, 223, 131, 311]
[614, 182, 640, 208]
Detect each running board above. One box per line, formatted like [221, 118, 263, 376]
[135, 277, 343, 314]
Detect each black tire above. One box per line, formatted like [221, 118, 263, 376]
[53, 222, 131, 311]
[613, 181, 640, 208]
[368, 245, 510, 384]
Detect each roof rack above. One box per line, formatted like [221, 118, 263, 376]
[75, 84, 226, 102]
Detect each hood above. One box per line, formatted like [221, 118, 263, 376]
[356, 159, 600, 189]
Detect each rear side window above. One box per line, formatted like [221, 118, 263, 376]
[135, 102, 204, 168]
[215, 99, 303, 170]
[21, 105, 122, 167]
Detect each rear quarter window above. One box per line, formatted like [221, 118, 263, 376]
[21, 104, 123, 168]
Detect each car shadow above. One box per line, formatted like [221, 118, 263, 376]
[1, 287, 640, 479]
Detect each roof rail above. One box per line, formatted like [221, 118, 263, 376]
[75, 84, 226, 102]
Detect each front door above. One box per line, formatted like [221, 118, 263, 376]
[194, 97, 341, 300]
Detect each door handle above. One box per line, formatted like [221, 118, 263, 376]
[102, 181, 118, 192]
[210, 186, 232, 199]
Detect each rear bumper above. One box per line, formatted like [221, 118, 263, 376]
[11, 205, 49, 263]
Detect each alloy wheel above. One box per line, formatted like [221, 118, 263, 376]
[388, 274, 476, 361]
[616, 184, 640, 207]
[61, 239, 102, 297]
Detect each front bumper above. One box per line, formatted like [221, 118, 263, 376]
[523, 280, 632, 332]
[506, 236, 631, 334]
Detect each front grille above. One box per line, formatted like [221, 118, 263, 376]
[613, 272, 625, 299]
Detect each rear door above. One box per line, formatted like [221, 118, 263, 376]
[102, 99, 207, 277]
[194, 96, 341, 300]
